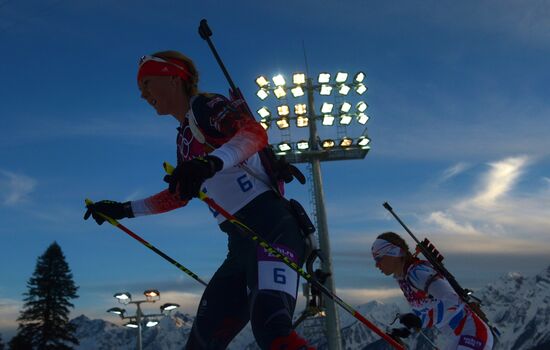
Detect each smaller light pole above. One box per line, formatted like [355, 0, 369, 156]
[107, 290, 180, 350]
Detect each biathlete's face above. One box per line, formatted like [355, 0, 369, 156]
[138, 75, 188, 116]
[375, 255, 403, 277]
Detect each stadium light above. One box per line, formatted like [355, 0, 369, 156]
[320, 102, 334, 114]
[256, 75, 269, 88]
[340, 102, 352, 113]
[321, 139, 335, 149]
[355, 83, 367, 95]
[340, 137, 353, 147]
[256, 89, 269, 100]
[107, 290, 179, 350]
[278, 142, 292, 152]
[335, 72, 348, 83]
[277, 105, 290, 117]
[257, 107, 271, 118]
[296, 116, 309, 128]
[322, 114, 335, 126]
[297, 140, 309, 150]
[357, 113, 369, 125]
[160, 303, 180, 313]
[253, 70, 372, 350]
[358, 136, 371, 147]
[353, 71, 366, 83]
[357, 101, 368, 113]
[273, 86, 286, 99]
[276, 117, 290, 129]
[273, 74, 286, 86]
[319, 84, 332, 96]
[318, 72, 331, 83]
[338, 84, 350, 95]
[114, 292, 132, 303]
[291, 86, 305, 97]
[293, 73, 306, 85]
[339, 115, 352, 125]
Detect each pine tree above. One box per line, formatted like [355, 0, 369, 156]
[0, 333, 5, 350]
[14, 242, 79, 349]
[8, 333, 32, 350]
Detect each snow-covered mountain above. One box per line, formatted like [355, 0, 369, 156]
[477, 265, 550, 350]
[71, 266, 550, 349]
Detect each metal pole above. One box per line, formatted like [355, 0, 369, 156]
[136, 302, 143, 350]
[306, 78, 342, 350]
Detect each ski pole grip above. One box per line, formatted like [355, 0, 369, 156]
[383, 202, 393, 211]
[198, 19, 213, 40]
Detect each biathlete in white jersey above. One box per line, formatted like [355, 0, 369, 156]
[84, 51, 314, 350]
[371, 232, 494, 350]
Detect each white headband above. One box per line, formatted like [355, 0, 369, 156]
[371, 238, 403, 260]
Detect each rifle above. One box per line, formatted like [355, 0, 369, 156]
[382, 202, 500, 339]
[197, 19, 305, 189]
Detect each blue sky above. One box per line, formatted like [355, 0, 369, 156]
[1, 0, 550, 340]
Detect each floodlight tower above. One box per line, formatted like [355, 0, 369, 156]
[254, 71, 370, 350]
[107, 290, 180, 350]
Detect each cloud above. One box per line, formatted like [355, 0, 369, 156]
[0, 297, 22, 332]
[0, 170, 37, 206]
[468, 156, 529, 208]
[439, 162, 470, 183]
[418, 155, 550, 253]
[426, 211, 479, 236]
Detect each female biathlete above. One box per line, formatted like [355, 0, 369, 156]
[85, 51, 314, 350]
[371, 232, 494, 350]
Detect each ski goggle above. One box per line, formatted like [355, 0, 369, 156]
[137, 55, 190, 82]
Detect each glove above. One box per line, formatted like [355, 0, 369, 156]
[164, 155, 223, 200]
[84, 200, 134, 225]
[389, 327, 411, 339]
[399, 313, 422, 330]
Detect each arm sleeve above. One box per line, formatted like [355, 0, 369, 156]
[193, 94, 268, 170]
[408, 264, 463, 329]
[130, 189, 188, 216]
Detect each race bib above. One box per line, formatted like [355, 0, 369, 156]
[257, 244, 299, 297]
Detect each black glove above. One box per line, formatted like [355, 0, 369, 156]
[389, 327, 411, 339]
[164, 155, 223, 200]
[84, 200, 134, 225]
[399, 313, 422, 330]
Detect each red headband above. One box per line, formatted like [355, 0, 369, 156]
[137, 56, 191, 82]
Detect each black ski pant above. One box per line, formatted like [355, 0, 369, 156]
[184, 191, 306, 350]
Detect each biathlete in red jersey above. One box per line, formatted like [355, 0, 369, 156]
[85, 51, 314, 350]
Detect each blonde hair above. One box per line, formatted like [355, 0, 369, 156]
[152, 50, 200, 97]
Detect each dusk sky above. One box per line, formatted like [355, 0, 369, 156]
[1, 0, 550, 341]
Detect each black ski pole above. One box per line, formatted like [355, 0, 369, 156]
[85, 199, 208, 287]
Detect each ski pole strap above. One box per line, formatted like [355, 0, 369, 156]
[163, 162, 404, 349]
[84, 199, 208, 287]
